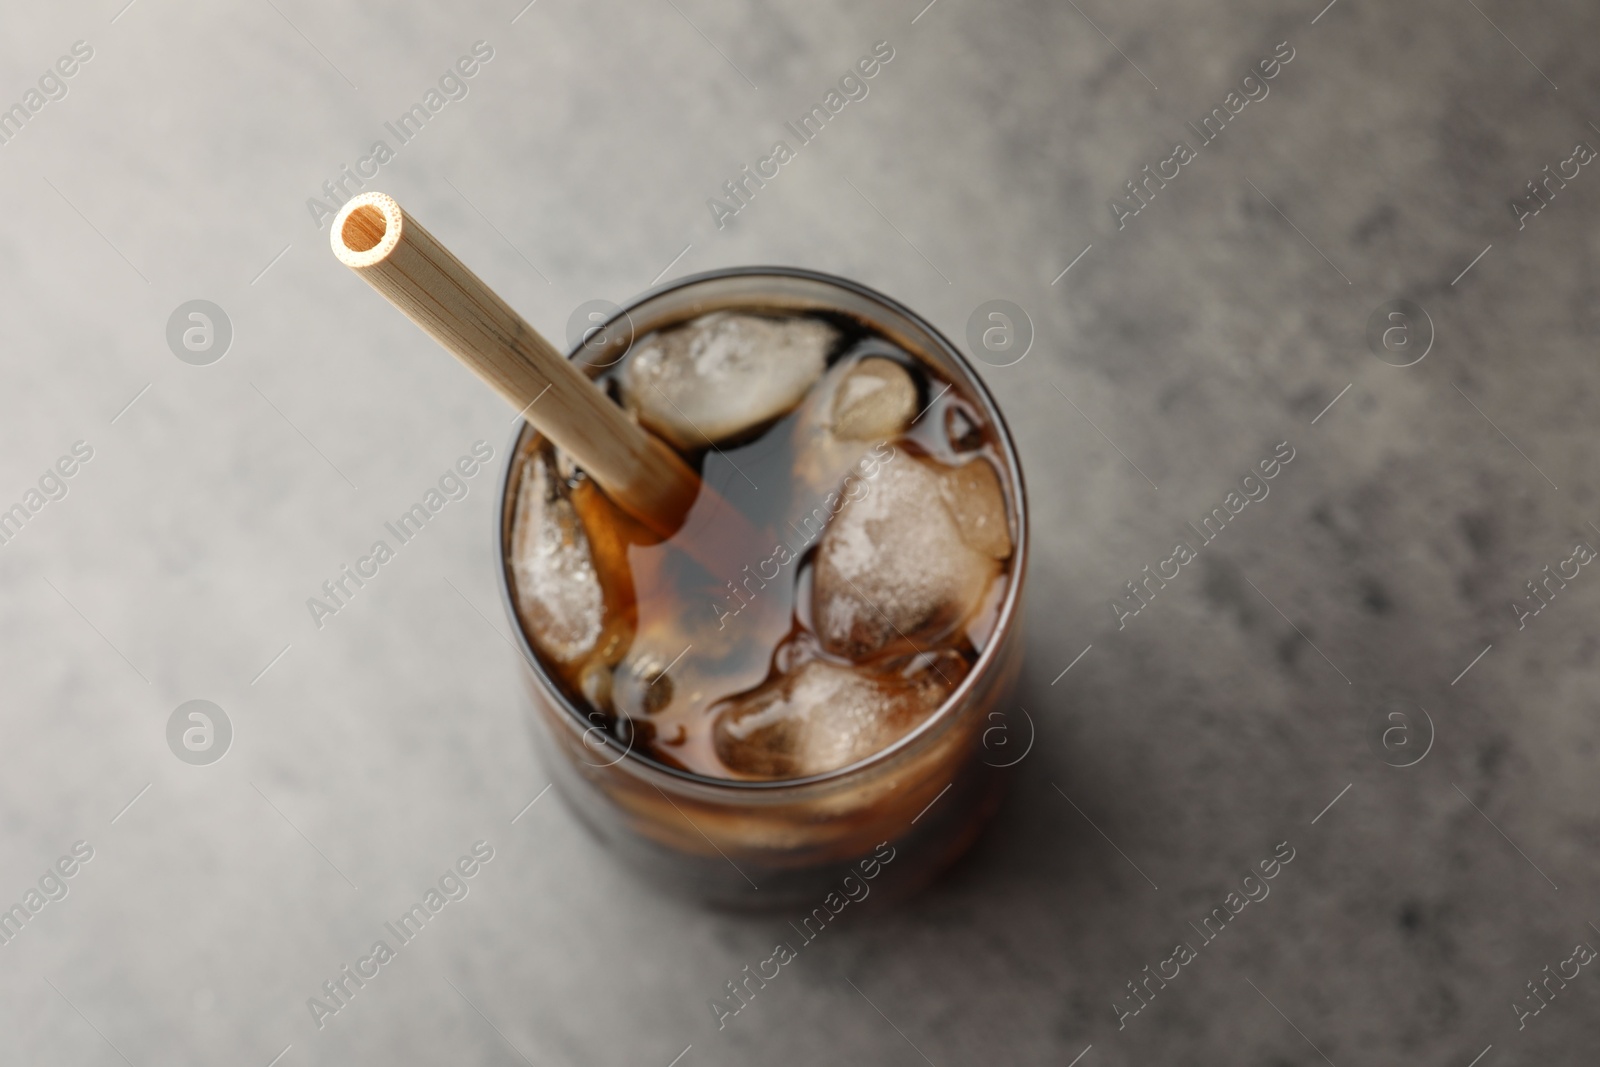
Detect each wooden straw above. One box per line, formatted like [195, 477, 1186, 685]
[329, 192, 699, 536]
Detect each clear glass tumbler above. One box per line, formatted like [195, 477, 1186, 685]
[494, 268, 1029, 908]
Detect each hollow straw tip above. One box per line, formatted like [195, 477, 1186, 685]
[330, 191, 405, 269]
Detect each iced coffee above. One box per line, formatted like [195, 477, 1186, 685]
[497, 269, 1027, 905]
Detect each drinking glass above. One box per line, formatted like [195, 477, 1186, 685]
[494, 268, 1029, 907]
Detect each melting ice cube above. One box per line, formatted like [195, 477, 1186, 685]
[811, 452, 1011, 660]
[621, 312, 834, 450]
[509, 450, 604, 664]
[712, 656, 960, 778]
[791, 355, 917, 503]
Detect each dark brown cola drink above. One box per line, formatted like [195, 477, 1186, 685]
[497, 269, 1028, 907]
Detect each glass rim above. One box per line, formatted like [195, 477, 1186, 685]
[493, 265, 1030, 793]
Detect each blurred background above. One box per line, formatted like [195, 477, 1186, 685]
[1, 0, 1597, 1063]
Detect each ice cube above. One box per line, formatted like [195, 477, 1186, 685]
[609, 641, 684, 719]
[791, 355, 916, 504]
[811, 452, 1008, 660]
[509, 450, 604, 664]
[938, 456, 1013, 560]
[621, 312, 835, 450]
[712, 657, 956, 778]
[830, 356, 917, 440]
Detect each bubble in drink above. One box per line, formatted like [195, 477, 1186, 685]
[509, 307, 1016, 780]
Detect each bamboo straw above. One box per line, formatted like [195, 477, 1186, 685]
[329, 192, 700, 536]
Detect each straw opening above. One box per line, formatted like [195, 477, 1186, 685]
[341, 203, 388, 253]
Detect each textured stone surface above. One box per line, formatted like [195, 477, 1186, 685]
[0, 1, 1595, 1064]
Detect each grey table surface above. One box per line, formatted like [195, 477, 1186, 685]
[2, 0, 1597, 1064]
